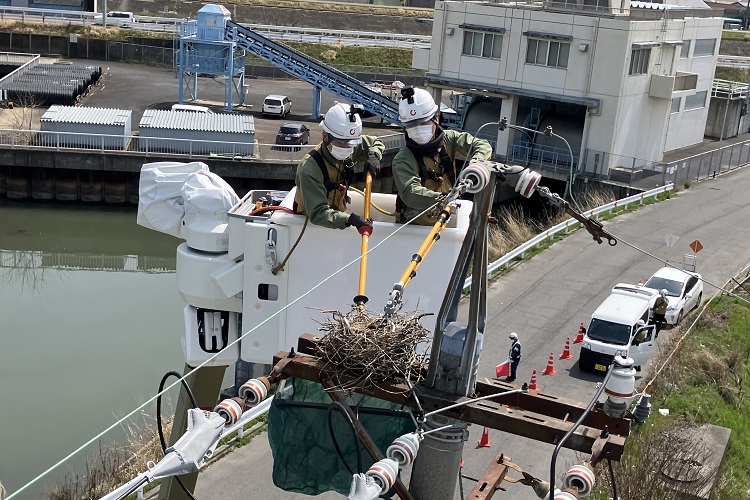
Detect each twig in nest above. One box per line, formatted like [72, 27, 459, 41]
[314, 307, 432, 394]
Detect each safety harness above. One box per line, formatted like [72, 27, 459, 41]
[396, 144, 456, 214]
[294, 148, 353, 213]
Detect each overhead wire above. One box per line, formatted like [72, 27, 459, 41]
[6, 199, 443, 500]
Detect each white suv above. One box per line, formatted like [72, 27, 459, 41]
[262, 95, 292, 117]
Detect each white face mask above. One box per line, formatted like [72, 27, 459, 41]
[330, 144, 354, 160]
[407, 123, 434, 145]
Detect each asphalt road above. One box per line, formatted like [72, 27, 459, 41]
[185, 165, 750, 500]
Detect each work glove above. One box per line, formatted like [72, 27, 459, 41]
[364, 153, 381, 178]
[347, 473, 381, 500]
[427, 193, 449, 218]
[348, 213, 373, 236]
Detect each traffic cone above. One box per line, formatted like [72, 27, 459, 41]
[477, 427, 491, 448]
[559, 337, 573, 360]
[528, 369, 538, 390]
[574, 323, 585, 344]
[542, 352, 556, 375]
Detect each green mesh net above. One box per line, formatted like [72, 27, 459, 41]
[268, 377, 415, 496]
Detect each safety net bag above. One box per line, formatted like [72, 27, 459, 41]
[267, 377, 415, 495]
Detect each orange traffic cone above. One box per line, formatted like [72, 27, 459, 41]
[478, 427, 491, 448]
[542, 352, 556, 375]
[574, 323, 585, 344]
[528, 369, 538, 390]
[559, 337, 573, 360]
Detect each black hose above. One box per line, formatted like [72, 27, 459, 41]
[327, 401, 363, 475]
[156, 371, 200, 500]
[608, 458, 618, 500]
[549, 364, 615, 496]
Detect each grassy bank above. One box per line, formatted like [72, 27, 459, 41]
[593, 284, 750, 499]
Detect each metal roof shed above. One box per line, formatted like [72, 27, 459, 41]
[40, 106, 132, 150]
[138, 110, 255, 156]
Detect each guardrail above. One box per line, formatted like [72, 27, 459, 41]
[462, 183, 674, 291]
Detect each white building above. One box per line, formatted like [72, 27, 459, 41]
[413, 0, 722, 179]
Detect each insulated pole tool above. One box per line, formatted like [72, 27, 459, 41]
[354, 170, 373, 307]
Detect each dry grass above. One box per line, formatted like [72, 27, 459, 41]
[48, 412, 173, 500]
[596, 421, 717, 500]
[225, 0, 433, 17]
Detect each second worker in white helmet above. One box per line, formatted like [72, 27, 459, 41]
[393, 87, 492, 225]
[294, 102, 384, 233]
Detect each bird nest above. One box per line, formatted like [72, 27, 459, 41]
[313, 307, 432, 394]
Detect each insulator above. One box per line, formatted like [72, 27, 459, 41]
[214, 397, 246, 425]
[386, 432, 420, 467]
[239, 376, 271, 406]
[633, 393, 652, 423]
[365, 458, 399, 495]
[563, 464, 595, 497]
[514, 169, 541, 198]
[553, 492, 578, 500]
[457, 161, 491, 193]
[604, 356, 636, 404]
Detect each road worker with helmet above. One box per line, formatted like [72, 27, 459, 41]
[392, 87, 492, 225]
[294, 102, 385, 233]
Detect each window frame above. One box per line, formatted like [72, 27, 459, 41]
[525, 37, 570, 69]
[629, 47, 651, 75]
[670, 97, 681, 114]
[693, 38, 716, 57]
[462, 29, 503, 60]
[684, 91, 707, 110]
[680, 40, 691, 59]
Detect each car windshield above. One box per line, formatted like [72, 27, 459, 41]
[587, 318, 631, 345]
[279, 126, 300, 134]
[266, 99, 282, 106]
[644, 277, 683, 296]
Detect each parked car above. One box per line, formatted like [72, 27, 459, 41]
[643, 267, 703, 325]
[262, 95, 292, 117]
[272, 123, 310, 151]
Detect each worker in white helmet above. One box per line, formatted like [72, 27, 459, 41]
[652, 288, 669, 336]
[392, 87, 492, 225]
[507, 332, 522, 382]
[294, 102, 385, 233]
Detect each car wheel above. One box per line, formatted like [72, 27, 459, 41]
[695, 293, 702, 309]
[577, 359, 589, 373]
[676, 310, 683, 325]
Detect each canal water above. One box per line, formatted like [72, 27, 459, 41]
[0, 199, 219, 498]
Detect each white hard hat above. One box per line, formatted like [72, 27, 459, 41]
[320, 102, 362, 146]
[398, 87, 438, 125]
[660, 289, 668, 297]
[509, 332, 518, 340]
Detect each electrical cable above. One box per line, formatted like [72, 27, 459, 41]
[156, 371, 199, 500]
[327, 401, 363, 476]
[248, 205, 295, 216]
[424, 389, 522, 419]
[549, 365, 614, 496]
[7, 198, 441, 500]
[272, 215, 308, 275]
[609, 233, 750, 306]
[607, 458, 618, 500]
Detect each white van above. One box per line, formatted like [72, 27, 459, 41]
[171, 104, 215, 114]
[578, 283, 659, 373]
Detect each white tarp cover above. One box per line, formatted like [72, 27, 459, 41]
[137, 161, 237, 238]
[182, 169, 240, 221]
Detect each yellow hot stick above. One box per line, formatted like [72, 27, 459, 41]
[397, 204, 453, 290]
[356, 170, 373, 307]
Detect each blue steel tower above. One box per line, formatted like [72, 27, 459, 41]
[177, 4, 246, 111]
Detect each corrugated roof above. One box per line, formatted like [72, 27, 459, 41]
[139, 110, 255, 133]
[41, 105, 132, 125]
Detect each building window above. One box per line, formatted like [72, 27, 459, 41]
[693, 38, 716, 57]
[670, 97, 681, 113]
[629, 48, 650, 75]
[680, 40, 691, 58]
[525, 39, 570, 68]
[684, 91, 707, 110]
[462, 30, 503, 59]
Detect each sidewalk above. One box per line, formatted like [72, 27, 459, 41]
[662, 130, 750, 163]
